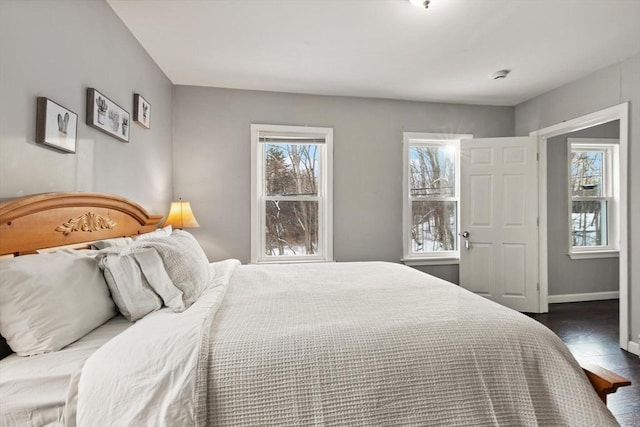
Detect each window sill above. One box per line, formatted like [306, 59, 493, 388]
[252, 258, 335, 265]
[402, 257, 459, 266]
[568, 250, 619, 260]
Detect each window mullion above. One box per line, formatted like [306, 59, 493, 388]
[263, 196, 321, 201]
[571, 196, 607, 202]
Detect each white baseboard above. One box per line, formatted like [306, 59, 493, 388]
[628, 341, 640, 357]
[548, 291, 619, 304]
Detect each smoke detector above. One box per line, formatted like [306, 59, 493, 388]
[409, 0, 431, 8]
[490, 69, 510, 80]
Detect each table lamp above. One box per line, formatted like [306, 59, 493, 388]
[163, 199, 200, 229]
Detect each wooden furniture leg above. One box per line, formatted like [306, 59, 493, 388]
[581, 363, 631, 404]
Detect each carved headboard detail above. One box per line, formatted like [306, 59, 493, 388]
[55, 211, 118, 235]
[0, 192, 163, 256]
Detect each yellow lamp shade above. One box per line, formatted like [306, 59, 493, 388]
[163, 200, 200, 229]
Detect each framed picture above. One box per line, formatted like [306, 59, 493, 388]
[86, 88, 130, 142]
[133, 94, 150, 129]
[36, 97, 78, 153]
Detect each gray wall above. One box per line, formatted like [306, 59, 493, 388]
[515, 52, 640, 347]
[173, 85, 514, 283]
[547, 121, 619, 296]
[0, 0, 174, 213]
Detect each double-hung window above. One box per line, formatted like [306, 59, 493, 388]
[402, 133, 467, 264]
[568, 138, 619, 259]
[251, 124, 333, 263]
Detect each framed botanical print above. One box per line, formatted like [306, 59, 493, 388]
[86, 88, 130, 142]
[133, 93, 150, 129]
[36, 97, 78, 153]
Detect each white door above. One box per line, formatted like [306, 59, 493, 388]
[459, 137, 539, 312]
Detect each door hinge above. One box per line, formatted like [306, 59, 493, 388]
[536, 152, 539, 161]
[537, 282, 540, 291]
[537, 217, 539, 226]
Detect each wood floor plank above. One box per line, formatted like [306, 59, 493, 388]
[527, 300, 639, 425]
[615, 412, 640, 427]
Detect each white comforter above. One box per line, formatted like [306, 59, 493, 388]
[77, 259, 238, 426]
[77, 261, 618, 426]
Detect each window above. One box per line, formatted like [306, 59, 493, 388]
[251, 124, 333, 263]
[568, 139, 619, 259]
[402, 133, 469, 264]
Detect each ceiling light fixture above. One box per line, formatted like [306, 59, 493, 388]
[490, 69, 511, 80]
[409, 0, 431, 8]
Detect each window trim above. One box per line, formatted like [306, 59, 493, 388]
[567, 138, 619, 258]
[401, 132, 471, 263]
[251, 124, 333, 264]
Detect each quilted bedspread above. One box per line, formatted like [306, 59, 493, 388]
[77, 261, 617, 426]
[204, 261, 617, 426]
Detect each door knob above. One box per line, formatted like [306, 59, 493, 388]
[460, 231, 471, 250]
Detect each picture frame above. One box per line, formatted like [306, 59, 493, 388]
[133, 93, 150, 129]
[86, 88, 130, 142]
[36, 97, 78, 153]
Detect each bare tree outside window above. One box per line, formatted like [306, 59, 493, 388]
[570, 150, 607, 247]
[252, 124, 332, 263]
[409, 144, 457, 252]
[264, 144, 319, 256]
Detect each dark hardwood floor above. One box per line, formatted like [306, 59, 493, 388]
[528, 300, 640, 427]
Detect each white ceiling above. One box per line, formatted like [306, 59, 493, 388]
[107, 0, 640, 106]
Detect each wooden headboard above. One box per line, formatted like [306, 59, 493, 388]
[0, 192, 163, 256]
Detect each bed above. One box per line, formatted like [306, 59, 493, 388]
[0, 192, 630, 426]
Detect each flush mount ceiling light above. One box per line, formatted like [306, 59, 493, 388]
[409, 0, 431, 8]
[490, 69, 511, 80]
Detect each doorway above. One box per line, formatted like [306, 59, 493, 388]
[546, 122, 620, 303]
[530, 103, 630, 351]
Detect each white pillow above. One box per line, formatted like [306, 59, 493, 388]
[98, 230, 210, 309]
[131, 225, 173, 241]
[150, 230, 211, 307]
[90, 226, 172, 249]
[91, 236, 133, 250]
[97, 247, 185, 321]
[0, 250, 116, 356]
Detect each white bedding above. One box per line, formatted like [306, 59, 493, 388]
[77, 260, 237, 427]
[0, 316, 132, 427]
[76, 261, 618, 426]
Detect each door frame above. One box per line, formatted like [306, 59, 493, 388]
[529, 102, 629, 351]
